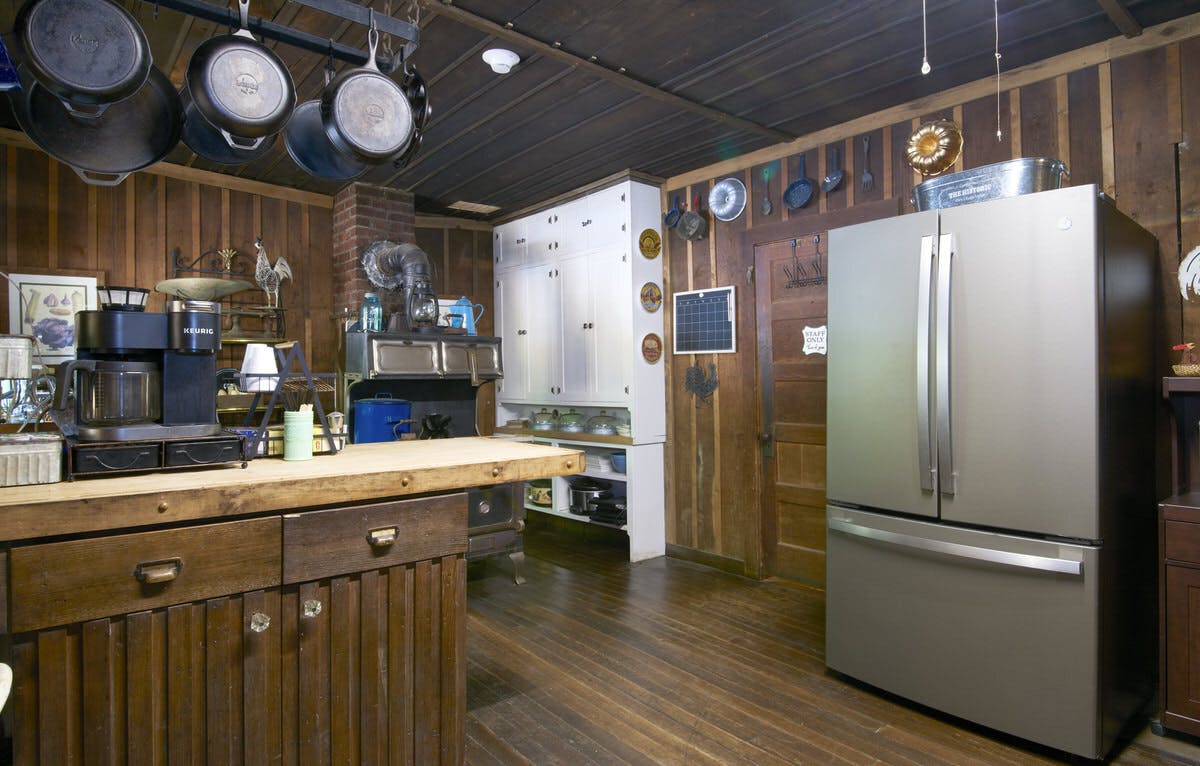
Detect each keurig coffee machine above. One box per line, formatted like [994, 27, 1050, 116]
[52, 296, 246, 478]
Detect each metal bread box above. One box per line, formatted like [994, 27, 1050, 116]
[912, 157, 1069, 211]
[0, 433, 62, 486]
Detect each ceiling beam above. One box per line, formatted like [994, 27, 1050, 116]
[1095, 0, 1143, 37]
[418, 0, 796, 144]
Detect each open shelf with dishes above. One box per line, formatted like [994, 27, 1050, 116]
[517, 435, 661, 560]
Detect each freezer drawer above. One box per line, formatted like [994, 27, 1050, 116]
[825, 506, 1104, 759]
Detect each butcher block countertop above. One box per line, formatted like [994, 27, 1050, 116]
[0, 437, 584, 541]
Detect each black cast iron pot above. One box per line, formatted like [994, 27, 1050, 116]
[16, 0, 152, 118]
[181, 0, 294, 154]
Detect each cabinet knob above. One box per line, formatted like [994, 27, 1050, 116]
[134, 557, 182, 584]
[303, 599, 323, 618]
[250, 612, 271, 633]
[366, 526, 399, 547]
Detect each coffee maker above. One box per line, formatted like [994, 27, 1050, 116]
[53, 299, 224, 441]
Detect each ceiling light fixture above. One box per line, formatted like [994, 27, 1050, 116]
[482, 48, 520, 74]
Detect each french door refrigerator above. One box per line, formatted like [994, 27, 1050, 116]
[825, 184, 1158, 760]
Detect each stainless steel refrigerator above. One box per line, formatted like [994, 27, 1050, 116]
[824, 184, 1158, 760]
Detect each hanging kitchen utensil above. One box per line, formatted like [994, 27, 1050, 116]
[708, 178, 747, 222]
[285, 62, 371, 180]
[760, 167, 773, 216]
[182, 0, 295, 154]
[663, 196, 682, 228]
[0, 38, 18, 91]
[181, 83, 277, 165]
[402, 64, 431, 132]
[16, 0, 152, 117]
[861, 136, 875, 192]
[905, 119, 963, 176]
[821, 146, 844, 193]
[782, 154, 813, 209]
[321, 24, 414, 164]
[9, 64, 182, 186]
[677, 195, 707, 241]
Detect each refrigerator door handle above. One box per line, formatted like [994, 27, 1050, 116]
[916, 234, 936, 492]
[827, 517, 1084, 576]
[935, 232, 956, 495]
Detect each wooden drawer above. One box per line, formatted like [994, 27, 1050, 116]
[283, 493, 467, 584]
[9, 517, 281, 633]
[1165, 520, 1200, 564]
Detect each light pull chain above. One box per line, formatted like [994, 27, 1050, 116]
[994, 0, 1002, 141]
[921, 0, 931, 75]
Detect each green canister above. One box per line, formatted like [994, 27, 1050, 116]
[283, 410, 314, 461]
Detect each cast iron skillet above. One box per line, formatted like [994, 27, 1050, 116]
[183, 0, 294, 151]
[16, 0, 151, 118]
[9, 64, 182, 186]
[285, 100, 371, 181]
[320, 27, 413, 163]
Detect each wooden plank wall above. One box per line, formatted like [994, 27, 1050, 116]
[0, 130, 336, 376]
[663, 25, 1200, 579]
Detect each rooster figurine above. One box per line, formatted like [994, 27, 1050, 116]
[684, 363, 719, 404]
[254, 237, 292, 308]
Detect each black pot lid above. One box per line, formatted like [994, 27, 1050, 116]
[568, 476, 612, 491]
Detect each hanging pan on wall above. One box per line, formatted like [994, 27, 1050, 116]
[783, 154, 814, 209]
[676, 195, 707, 241]
[320, 24, 414, 164]
[708, 178, 747, 222]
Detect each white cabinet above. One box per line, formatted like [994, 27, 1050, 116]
[559, 248, 631, 404]
[493, 175, 664, 443]
[494, 219, 528, 268]
[494, 269, 529, 400]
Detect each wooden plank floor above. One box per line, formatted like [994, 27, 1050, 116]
[465, 521, 1200, 765]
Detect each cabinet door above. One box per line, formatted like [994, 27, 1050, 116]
[495, 269, 529, 401]
[282, 556, 466, 765]
[1165, 564, 1200, 727]
[588, 248, 632, 403]
[10, 590, 285, 765]
[558, 252, 591, 401]
[526, 263, 564, 399]
[558, 197, 589, 254]
[494, 219, 527, 270]
[586, 183, 629, 252]
[526, 208, 563, 265]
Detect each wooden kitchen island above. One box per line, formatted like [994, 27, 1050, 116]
[0, 437, 583, 765]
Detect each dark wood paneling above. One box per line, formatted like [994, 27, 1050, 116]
[665, 43, 1190, 584]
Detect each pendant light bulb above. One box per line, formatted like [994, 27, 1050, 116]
[921, 58, 931, 75]
[919, 0, 931, 75]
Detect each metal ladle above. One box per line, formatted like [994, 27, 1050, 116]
[821, 146, 844, 193]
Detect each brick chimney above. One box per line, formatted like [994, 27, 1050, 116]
[332, 182, 415, 319]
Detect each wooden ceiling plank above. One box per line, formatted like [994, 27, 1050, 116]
[417, 0, 794, 144]
[1096, 0, 1144, 38]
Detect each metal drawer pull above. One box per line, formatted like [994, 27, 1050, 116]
[366, 526, 399, 547]
[134, 557, 183, 584]
[828, 518, 1083, 576]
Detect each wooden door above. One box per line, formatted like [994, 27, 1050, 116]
[754, 236, 829, 586]
[10, 590, 284, 764]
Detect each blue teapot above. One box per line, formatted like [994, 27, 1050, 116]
[446, 296, 485, 335]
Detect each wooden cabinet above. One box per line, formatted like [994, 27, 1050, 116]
[1161, 499, 1200, 736]
[5, 493, 467, 764]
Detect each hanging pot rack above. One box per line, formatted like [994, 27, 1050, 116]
[140, 0, 419, 74]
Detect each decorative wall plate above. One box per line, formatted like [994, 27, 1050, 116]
[638, 228, 662, 259]
[641, 333, 663, 364]
[640, 282, 662, 312]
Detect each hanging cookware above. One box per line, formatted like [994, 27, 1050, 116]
[180, 83, 277, 165]
[16, 0, 152, 118]
[708, 178, 747, 222]
[285, 62, 372, 180]
[783, 154, 813, 209]
[9, 64, 182, 186]
[402, 64, 431, 132]
[905, 119, 963, 176]
[760, 167, 772, 216]
[676, 195, 707, 241]
[182, 0, 295, 153]
[820, 146, 844, 193]
[321, 26, 414, 164]
[663, 196, 682, 228]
